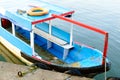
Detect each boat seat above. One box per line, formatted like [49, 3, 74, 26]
[34, 27, 67, 46]
[33, 27, 73, 59]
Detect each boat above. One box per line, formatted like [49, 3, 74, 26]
[0, 0, 110, 77]
[107, 77, 120, 80]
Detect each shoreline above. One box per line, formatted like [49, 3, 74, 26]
[0, 61, 92, 80]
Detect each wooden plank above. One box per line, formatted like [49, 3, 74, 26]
[34, 27, 68, 46]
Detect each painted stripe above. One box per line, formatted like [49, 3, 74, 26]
[0, 36, 33, 66]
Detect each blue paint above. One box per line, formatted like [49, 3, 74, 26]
[0, 0, 73, 31]
[0, 26, 32, 56]
[15, 23, 104, 68]
[0, 0, 110, 72]
[36, 23, 70, 42]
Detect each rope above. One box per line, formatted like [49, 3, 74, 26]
[104, 58, 107, 80]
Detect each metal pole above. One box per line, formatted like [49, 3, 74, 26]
[49, 20, 52, 35]
[0, 18, 1, 26]
[70, 18, 73, 46]
[12, 23, 15, 36]
[104, 58, 107, 80]
[52, 14, 107, 35]
[47, 20, 52, 49]
[102, 33, 108, 65]
[30, 25, 35, 56]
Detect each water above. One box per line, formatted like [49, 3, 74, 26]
[0, 43, 25, 64]
[0, 0, 120, 80]
[41, 0, 120, 79]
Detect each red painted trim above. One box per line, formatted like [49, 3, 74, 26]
[102, 33, 109, 65]
[52, 14, 109, 65]
[32, 56, 51, 64]
[74, 41, 94, 49]
[52, 14, 107, 35]
[32, 11, 75, 24]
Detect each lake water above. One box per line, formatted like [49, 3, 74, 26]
[0, 0, 120, 80]
[46, 0, 120, 80]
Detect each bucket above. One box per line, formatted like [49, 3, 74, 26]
[1, 18, 12, 28]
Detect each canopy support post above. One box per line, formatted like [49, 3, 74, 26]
[30, 25, 37, 56]
[12, 23, 15, 36]
[49, 20, 52, 35]
[63, 49, 69, 60]
[102, 33, 108, 65]
[0, 18, 1, 26]
[47, 20, 52, 49]
[70, 22, 73, 46]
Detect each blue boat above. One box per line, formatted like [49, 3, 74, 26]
[0, 0, 110, 77]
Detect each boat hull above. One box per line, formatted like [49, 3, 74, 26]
[21, 52, 111, 78]
[0, 22, 111, 77]
[0, 24, 111, 77]
[0, 0, 111, 78]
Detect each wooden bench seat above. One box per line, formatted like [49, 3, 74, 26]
[34, 27, 73, 59]
[34, 27, 67, 46]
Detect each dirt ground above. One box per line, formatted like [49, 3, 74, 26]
[0, 61, 92, 80]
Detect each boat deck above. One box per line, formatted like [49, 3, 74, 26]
[15, 23, 103, 66]
[6, 27, 64, 64]
[0, 0, 74, 31]
[0, 0, 109, 69]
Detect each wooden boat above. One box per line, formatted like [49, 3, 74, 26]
[0, 0, 110, 77]
[107, 77, 120, 80]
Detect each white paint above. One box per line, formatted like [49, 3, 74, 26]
[70, 23, 73, 46]
[47, 40, 52, 49]
[0, 17, 1, 26]
[49, 20, 52, 35]
[12, 23, 15, 36]
[30, 25, 35, 55]
[34, 27, 67, 45]
[63, 49, 69, 60]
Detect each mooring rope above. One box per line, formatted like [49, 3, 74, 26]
[104, 58, 107, 80]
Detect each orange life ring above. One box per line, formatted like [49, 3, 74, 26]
[27, 7, 49, 16]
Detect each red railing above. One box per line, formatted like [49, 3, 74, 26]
[32, 11, 75, 25]
[52, 14, 108, 65]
